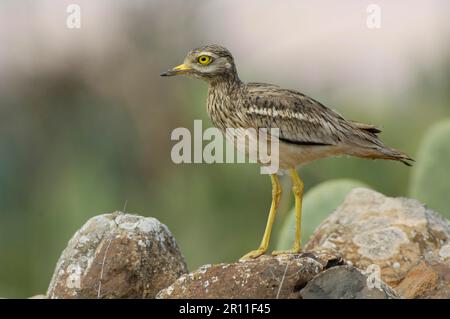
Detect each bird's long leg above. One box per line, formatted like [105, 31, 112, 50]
[240, 174, 282, 260]
[272, 168, 303, 255]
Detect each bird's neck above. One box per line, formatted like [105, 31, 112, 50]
[206, 72, 243, 124]
[209, 70, 242, 94]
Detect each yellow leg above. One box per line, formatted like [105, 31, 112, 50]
[272, 168, 303, 255]
[240, 174, 282, 260]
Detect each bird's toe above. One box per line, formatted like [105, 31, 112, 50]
[271, 248, 302, 256]
[239, 248, 266, 260]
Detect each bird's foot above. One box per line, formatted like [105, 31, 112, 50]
[271, 246, 302, 256]
[240, 248, 266, 260]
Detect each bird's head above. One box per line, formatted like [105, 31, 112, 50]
[160, 45, 239, 83]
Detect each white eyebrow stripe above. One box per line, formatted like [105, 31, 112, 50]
[198, 51, 218, 58]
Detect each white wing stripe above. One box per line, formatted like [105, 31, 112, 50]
[246, 106, 322, 124]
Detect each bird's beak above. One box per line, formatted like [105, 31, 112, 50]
[160, 63, 191, 77]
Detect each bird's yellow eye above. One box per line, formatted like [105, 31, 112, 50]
[197, 55, 212, 65]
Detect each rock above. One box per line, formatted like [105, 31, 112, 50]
[157, 250, 344, 299]
[47, 212, 187, 299]
[305, 188, 450, 297]
[395, 260, 450, 298]
[300, 265, 400, 299]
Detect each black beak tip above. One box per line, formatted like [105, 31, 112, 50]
[160, 71, 168, 77]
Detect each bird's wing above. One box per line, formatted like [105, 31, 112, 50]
[243, 82, 383, 147]
[350, 121, 382, 134]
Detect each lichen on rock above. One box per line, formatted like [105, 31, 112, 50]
[47, 212, 187, 299]
[305, 188, 450, 298]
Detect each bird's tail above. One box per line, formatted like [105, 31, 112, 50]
[352, 146, 414, 166]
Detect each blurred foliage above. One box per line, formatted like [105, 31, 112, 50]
[410, 119, 450, 219]
[277, 179, 369, 250]
[0, 2, 449, 298]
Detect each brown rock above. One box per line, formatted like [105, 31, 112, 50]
[305, 188, 450, 297]
[47, 212, 187, 299]
[395, 260, 450, 298]
[157, 250, 344, 299]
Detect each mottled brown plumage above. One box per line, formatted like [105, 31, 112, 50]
[161, 44, 413, 260]
[162, 44, 413, 169]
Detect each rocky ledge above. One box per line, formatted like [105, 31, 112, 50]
[37, 188, 449, 299]
[157, 188, 449, 299]
[156, 251, 398, 299]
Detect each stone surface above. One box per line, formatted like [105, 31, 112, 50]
[300, 265, 399, 299]
[395, 260, 450, 298]
[47, 212, 187, 299]
[157, 250, 344, 299]
[305, 188, 450, 297]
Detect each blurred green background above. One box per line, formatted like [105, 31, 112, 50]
[0, 0, 449, 297]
